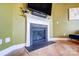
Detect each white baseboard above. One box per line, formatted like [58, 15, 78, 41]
[0, 43, 25, 56]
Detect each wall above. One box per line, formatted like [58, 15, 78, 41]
[0, 3, 26, 51]
[0, 4, 14, 51]
[12, 3, 26, 44]
[50, 4, 53, 38]
[52, 3, 79, 37]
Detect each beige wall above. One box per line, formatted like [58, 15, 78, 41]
[52, 3, 79, 37]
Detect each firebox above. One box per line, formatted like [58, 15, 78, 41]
[30, 23, 48, 47]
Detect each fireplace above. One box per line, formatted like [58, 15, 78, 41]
[25, 13, 53, 51]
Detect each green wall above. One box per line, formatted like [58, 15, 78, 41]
[0, 3, 26, 51]
[12, 4, 26, 44]
[53, 3, 79, 37]
[0, 4, 14, 51]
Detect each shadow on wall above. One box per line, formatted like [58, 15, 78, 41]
[53, 30, 79, 38]
[53, 35, 69, 38]
[59, 30, 79, 38]
[74, 30, 79, 34]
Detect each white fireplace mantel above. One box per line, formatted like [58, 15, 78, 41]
[25, 13, 52, 47]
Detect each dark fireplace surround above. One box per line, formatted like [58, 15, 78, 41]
[25, 23, 55, 51]
[30, 23, 48, 46]
[26, 23, 48, 51]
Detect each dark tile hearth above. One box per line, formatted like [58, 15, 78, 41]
[25, 41, 56, 52]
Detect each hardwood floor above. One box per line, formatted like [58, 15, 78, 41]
[5, 47, 29, 56]
[6, 39, 79, 56]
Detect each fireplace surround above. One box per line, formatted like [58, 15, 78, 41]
[25, 13, 53, 51]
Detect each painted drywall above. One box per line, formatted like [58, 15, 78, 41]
[52, 3, 79, 37]
[0, 3, 26, 51]
[12, 4, 26, 44]
[0, 4, 14, 51]
[50, 4, 53, 38]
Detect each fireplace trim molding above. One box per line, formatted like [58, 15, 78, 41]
[25, 13, 52, 47]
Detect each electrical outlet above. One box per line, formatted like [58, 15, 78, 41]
[0, 38, 2, 45]
[5, 37, 10, 43]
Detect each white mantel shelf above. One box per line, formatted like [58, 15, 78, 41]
[26, 13, 51, 21]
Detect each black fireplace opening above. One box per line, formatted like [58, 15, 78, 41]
[30, 23, 47, 46]
[25, 23, 55, 52]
